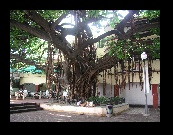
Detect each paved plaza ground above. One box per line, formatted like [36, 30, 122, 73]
[10, 107, 160, 122]
[10, 97, 160, 122]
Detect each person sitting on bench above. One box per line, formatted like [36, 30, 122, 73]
[16, 89, 25, 100]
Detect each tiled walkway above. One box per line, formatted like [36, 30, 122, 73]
[10, 107, 160, 122]
[10, 98, 160, 122]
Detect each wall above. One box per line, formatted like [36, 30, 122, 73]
[97, 82, 153, 105]
[96, 48, 106, 58]
[96, 59, 160, 106]
[12, 88, 19, 93]
[97, 60, 160, 85]
[98, 83, 114, 97]
[20, 73, 46, 85]
[150, 59, 160, 84]
[120, 82, 153, 105]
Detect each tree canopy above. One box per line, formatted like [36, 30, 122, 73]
[10, 10, 160, 70]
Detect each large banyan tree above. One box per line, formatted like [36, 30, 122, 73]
[10, 10, 160, 99]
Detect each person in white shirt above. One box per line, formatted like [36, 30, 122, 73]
[46, 89, 49, 98]
[19, 88, 23, 92]
[16, 88, 24, 100]
[23, 88, 28, 98]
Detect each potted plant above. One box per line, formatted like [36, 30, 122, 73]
[113, 97, 119, 105]
[118, 97, 122, 104]
[100, 96, 107, 106]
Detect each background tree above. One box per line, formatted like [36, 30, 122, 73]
[10, 10, 160, 99]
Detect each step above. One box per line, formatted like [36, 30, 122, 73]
[17, 108, 30, 113]
[10, 108, 42, 114]
[37, 107, 44, 110]
[23, 102, 37, 106]
[12, 106, 26, 110]
[10, 103, 23, 107]
[24, 105, 39, 108]
[10, 110, 20, 114]
[26, 108, 38, 111]
[10, 102, 43, 114]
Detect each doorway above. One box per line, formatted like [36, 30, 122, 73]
[152, 84, 159, 108]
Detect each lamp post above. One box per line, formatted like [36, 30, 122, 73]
[141, 52, 149, 116]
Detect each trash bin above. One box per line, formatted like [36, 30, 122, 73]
[122, 97, 125, 103]
[106, 103, 113, 117]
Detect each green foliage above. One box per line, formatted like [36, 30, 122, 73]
[88, 10, 120, 29]
[86, 96, 124, 105]
[138, 10, 160, 20]
[107, 40, 130, 60]
[109, 12, 120, 27]
[10, 26, 48, 67]
[150, 28, 160, 36]
[40, 83, 47, 92]
[105, 10, 160, 60]
[10, 10, 160, 71]
[10, 10, 25, 22]
[10, 10, 110, 69]
[37, 10, 66, 22]
[107, 36, 160, 60]
[10, 10, 52, 69]
[87, 10, 100, 18]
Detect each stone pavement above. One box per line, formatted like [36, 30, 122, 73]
[10, 107, 160, 122]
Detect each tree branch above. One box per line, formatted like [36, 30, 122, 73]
[11, 54, 36, 65]
[48, 31, 73, 57]
[51, 11, 72, 30]
[70, 20, 159, 59]
[10, 54, 45, 70]
[116, 10, 140, 35]
[10, 19, 73, 67]
[78, 22, 93, 37]
[10, 19, 50, 41]
[23, 10, 50, 32]
[125, 22, 160, 38]
[70, 29, 122, 58]
[69, 11, 140, 59]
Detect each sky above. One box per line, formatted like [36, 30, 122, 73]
[59, 10, 129, 44]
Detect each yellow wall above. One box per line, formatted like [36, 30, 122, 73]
[150, 59, 160, 84]
[96, 47, 106, 58]
[20, 73, 46, 85]
[20, 60, 160, 86]
[97, 59, 160, 85]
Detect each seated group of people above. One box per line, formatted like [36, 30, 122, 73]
[57, 92, 95, 107]
[68, 96, 94, 107]
[32, 92, 41, 99]
[15, 88, 49, 100]
[15, 88, 57, 100]
[15, 88, 28, 100]
[77, 100, 95, 107]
